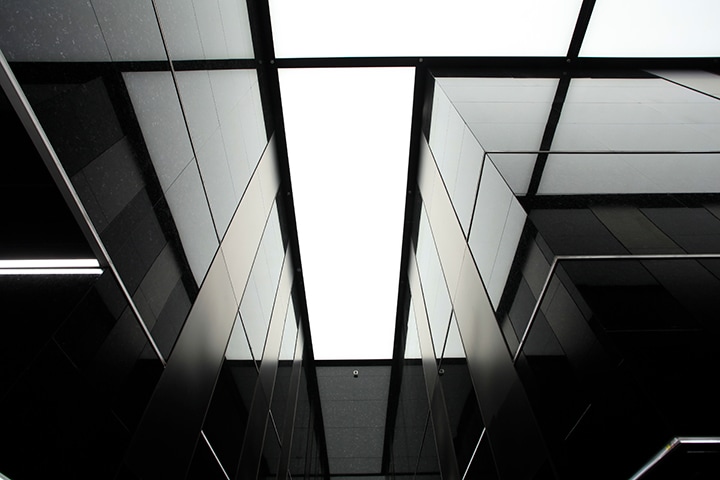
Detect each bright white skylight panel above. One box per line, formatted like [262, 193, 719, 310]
[280, 67, 414, 360]
[269, 0, 582, 58]
[581, 0, 720, 57]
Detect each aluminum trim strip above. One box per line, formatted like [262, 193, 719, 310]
[201, 430, 231, 480]
[461, 427, 486, 480]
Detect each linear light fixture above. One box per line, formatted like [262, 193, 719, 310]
[0, 259, 102, 275]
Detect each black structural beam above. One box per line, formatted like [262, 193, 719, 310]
[275, 56, 720, 72]
[246, 1, 331, 478]
[527, 0, 597, 196]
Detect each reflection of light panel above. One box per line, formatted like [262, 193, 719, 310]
[0, 268, 103, 275]
[0, 259, 102, 275]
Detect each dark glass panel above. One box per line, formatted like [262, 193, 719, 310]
[17, 74, 200, 357]
[270, 302, 298, 442]
[438, 314, 491, 478]
[415, 413, 441, 480]
[259, 412, 282, 479]
[518, 257, 720, 478]
[0, 86, 93, 260]
[0, 270, 162, 479]
[289, 372, 311, 478]
[203, 341, 258, 476]
[415, 204, 452, 361]
[393, 304, 432, 476]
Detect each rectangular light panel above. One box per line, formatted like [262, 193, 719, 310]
[279, 67, 415, 359]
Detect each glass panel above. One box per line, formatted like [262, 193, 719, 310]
[153, 0, 254, 61]
[289, 373, 311, 477]
[469, 160, 527, 308]
[164, 161, 219, 284]
[269, 0, 582, 58]
[259, 412, 282, 479]
[122, 72, 195, 192]
[539, 152, 720, 195]
[209, 70, 267, 201]
[488, 153, 536, 196]
[436, 77, 558, 152]
[392, 303, 430, 475]
[416, 204, 452, 360]
[203, 315, 258, 477]
[0, 271, 163, 479]
[13, 71, 199, 355]
[580, 0, 720, 58]
[239, 202, 284, 363]
[0, 0, 111, 62]
[186, 434, 229, 480]
[415, 413, 441, 479]
[270, 302, 298, 437]
[651, 70, 720, 98]
[552, 77, 720, 152]
[520, 257, 720, 478]
[438, 313, 489, 477]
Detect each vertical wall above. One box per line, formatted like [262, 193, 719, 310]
[406, 75, 556, 480]
[414, 71, 720, 480]
[0, 2, 323, 479]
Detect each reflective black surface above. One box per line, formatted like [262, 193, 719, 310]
[0, 86, 93, 260]
[514, 255, 720, 478]
[0, 271, 163, 479]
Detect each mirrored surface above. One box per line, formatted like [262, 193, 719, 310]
[238, 202, 285, 363]
[0, 271, 163, 479]
[438, 313, 489, 477]
[392, 303, 430, 475]
[415, 204, 452, 359]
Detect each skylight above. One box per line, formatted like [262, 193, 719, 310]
[580, 0, 720, 57]
[279, 67, 414, 360]
[269, 0, 583, 58]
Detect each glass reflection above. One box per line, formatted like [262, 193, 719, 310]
[438, 313, 492, 478]
[0, 270, 163, 479]
[239, 202, 285, 364]
[271, 302, 298, 439]
[416, 204, 452, 359]
[203, 311, 257, 477]
[392, 303, 430, 475]
[518, 257, 720, 478]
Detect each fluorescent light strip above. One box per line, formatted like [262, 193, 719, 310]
[0, 259, 102, 275]
[0, 268, 103, 275]
[0, 259, 100, 269]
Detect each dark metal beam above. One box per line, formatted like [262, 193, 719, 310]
[567, 0, 597, 59]
[246, 1, 331, 478]
[275, 56, 720, 72]
[526, 75, 571, 195]
[526, 0, 597, 196]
